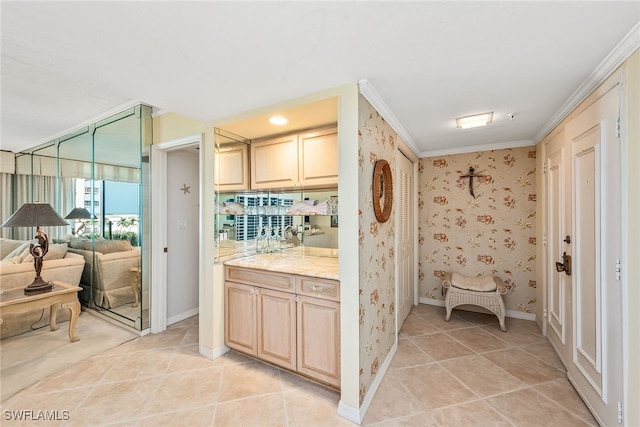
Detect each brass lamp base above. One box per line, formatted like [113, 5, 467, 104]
[24, 276, 54, 295]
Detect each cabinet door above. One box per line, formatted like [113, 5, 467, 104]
[298, 127, 338, 188]
[256, 287, 297, 370]
[296, 295, 340, 388]
[224, 281, 257, 355]
[216, 145, 249, 191]
[251, 134, 299, 189]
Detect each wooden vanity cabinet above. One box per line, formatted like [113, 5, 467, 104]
[216, 144, 249, 191]
[224, 279, 297, 371]
[250, 126, 338, 190]
[224, 266, 340, 388]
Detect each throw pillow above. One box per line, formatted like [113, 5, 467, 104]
[94, 239, 132, 254]
[3, 241, 35, 260]
[21, 243, 68, 263]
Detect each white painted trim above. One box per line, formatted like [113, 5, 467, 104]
[358, 79, 421, 158]
[199, 344, 230, 361]
[421, 139, 535, 158]
[419, 297, 537, 321]
[150, 145, 168, 334]
[535, 21, 640, 144]
[337, 401, 361, 424]
[167, 307, 200, 327]
[150, 134, 203, 335]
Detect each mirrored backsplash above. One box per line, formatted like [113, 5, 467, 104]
[214, 189, 338, 262]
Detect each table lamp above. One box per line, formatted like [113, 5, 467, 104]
[1, 203, 68, 295]
[64, 207, 95, 236]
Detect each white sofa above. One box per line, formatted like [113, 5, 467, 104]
[0, 238, 85, 339]
[67, 238, 140, 309]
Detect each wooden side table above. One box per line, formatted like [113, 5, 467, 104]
[0, 281, 82, 342]
[129, 267, 141, 308]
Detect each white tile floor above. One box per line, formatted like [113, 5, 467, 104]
[1, 305, 596, 426]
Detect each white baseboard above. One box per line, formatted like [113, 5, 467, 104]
[200, 344, 229, 361]
[337, 401, 361, 424]
[167, 307, 199, 326]
[418, 297, 536, 321]
[338, 341, 398, 425]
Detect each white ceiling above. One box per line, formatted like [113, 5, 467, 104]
[2, 2, 638, 156]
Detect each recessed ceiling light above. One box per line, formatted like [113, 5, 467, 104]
[269, 116, 288, 126]
[456, 112, 493, 129]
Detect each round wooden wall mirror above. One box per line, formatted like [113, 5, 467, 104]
[372, 159, 393, 223]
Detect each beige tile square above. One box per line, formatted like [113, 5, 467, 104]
[446, 327, 512, 353]
[68, 377, 163, 425]
[389, 338, 433, 369]
[362, 372, 427, 424]
[481, 318, 546, 346]
[391, 364, 477, 410]
[432, 399, 512, 427]
[486, 388, 594, 427]
[398, 316, 441, 338]
[520, 341, 567, 372]
[142, 366, 223, 415]
[364, 411, 438, 426]
[439, 354, 525, 397]
[482, 348, 565, 385]
[284, 382, 353, 426]
[136, 405, 215, 427]
[533, 379, 598, 425]
[410, 333, 474, 361]
[214, 393, 286, 426]
[99, 347, 175, 382]
[217, 360, 281, 402]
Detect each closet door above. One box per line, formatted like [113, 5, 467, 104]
[544, 131, 572, 364]
[396, 150, 414, 328]
[564, 83, 623, 427]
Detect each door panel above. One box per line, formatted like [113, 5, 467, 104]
[546, 148, 566, 345]
[257, 287, 297, 370]
[396, 151, 414, 329]
[564, 84, 622, 426]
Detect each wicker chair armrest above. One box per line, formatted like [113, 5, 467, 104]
[494, 277, 507, 295]
[442, 272, 452, 289]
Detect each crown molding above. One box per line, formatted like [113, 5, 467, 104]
[421, 139, 535, 158]
[535, 21, 640, 143]
[357, 79, 421, 158]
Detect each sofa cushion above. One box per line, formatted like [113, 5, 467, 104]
[2, 241, 34, 261]
[21, 244, 68, 263]
[451, 273, 497, 292]
[0, 238, 26, 259]
[0, 256, 22, 266]
[70, 238, 132, 254]
[95, 240, 132, 254]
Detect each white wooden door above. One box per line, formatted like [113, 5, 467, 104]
[544, 131, 571, 364]
[565, 84, 623, 426]
[396, 151, 414, 329]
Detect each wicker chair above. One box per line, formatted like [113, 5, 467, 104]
[442, 272, 507, 331]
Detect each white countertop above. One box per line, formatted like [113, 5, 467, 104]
[223, 247, 339, 280]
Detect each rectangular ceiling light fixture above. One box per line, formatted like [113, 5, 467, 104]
[456, 112, 494, 129]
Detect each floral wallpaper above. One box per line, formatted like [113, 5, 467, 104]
[358, 95, 397, 405]
[418, 148, 537, 314]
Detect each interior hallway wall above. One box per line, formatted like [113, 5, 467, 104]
[357, 95, 398, 405]
[166, 149, 200, 323]
[418, 147, 538, 315]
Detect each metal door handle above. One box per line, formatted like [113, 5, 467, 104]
[555, 252, 572, 276]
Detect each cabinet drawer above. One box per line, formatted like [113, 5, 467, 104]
[296, 276, 340, 302]
[225, 266, 294, 293]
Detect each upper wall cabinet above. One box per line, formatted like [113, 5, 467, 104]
[216, 144, 250, 191]
[251, 126, 338, 190]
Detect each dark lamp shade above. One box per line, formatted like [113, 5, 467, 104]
[1, 203, 68, 227]
[65, 207, 96, 220]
